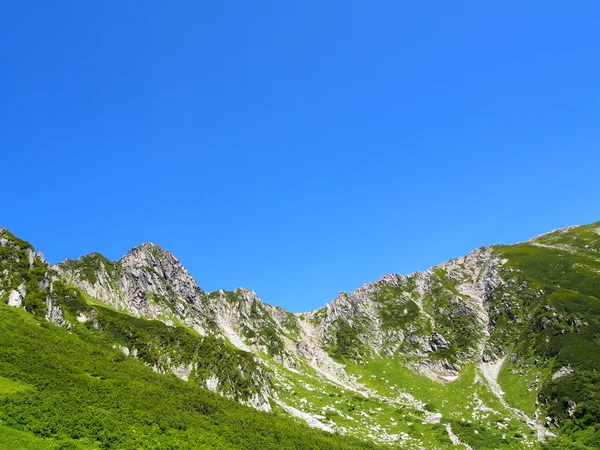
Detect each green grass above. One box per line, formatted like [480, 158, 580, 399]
[532, 221, 600, 260]
[0, 303, 379, 450]
[3, 222, 600, 449]
[268, 357, 450, 449]
[59, 253, 120, 285]
[497, 243, 600, 300]
[497, 357, 540, 416]
[0, 425, 84, 450]
[371, 285, 420, 329]
[494, 233, 600, 449]
[343, 358, 539, 449]
[0, 376, 32, 395]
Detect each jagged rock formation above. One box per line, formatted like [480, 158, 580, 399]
[299, 246, 508, 380]
[55, 244, 205, 324]
[2, 221, 600, 449]
[0, 228, 62, 325]
[54, 243, 509, 381]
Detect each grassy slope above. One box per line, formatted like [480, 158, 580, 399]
[259, 224, 600, 449]
[268, 355, 451, 449]
[0, 304, 379, 450]
[2, 224, 600, 449]
[344, 359, 538, 450]
[306, 222, 600, 449]
[0, 425, 73, 450]
[52, 281, 272, 404]
[494, 222, 600, 449]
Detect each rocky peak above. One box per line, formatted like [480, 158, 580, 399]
[374, 273, 406, 287]
[124, 243, 178, 270]
[121, 243, 204, 298]
[300, 246, 506, 368]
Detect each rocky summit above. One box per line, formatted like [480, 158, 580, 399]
[1, 222, 599, 449]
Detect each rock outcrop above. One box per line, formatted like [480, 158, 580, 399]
[53, 241, 513, 392]
[5, 220, 598, 445]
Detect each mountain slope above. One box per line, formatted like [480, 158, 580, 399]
[1, 222, 600, 449]
[0, 301, 382, 450]
[0, 229, 378, 450]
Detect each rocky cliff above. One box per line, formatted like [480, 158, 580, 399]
[2, 222, 600, 449]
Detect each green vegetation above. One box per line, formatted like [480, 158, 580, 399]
[268, 354, 455, 449]
[60, 253, 122, 285]
[0, 376, 32, 395]
[494, 233, 600, 449]
[0, 303, 379, 450]
[0, 229, 50, 316]
[450, 421, 510, 449]
[0, 424, 92, 450]
[330, 317, 365, 360]
[3, 222, 600, 449]
[373, 285, 420, 329]
[344, 358, 537, 449]
[51, 283, 271, 402]
[497, 358, 541, 417]
[422, 272, 482, 362]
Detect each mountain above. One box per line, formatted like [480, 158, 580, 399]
[1, 222, 599, 449]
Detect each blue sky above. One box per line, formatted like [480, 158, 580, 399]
[1, 2, 599, 311]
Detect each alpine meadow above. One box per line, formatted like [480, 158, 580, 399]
[2, 2, 600, 449]
[1, 222, 600, 449]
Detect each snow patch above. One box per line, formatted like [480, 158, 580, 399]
[440, 374, 459, 382]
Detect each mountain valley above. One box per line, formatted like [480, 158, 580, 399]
[1, 222, 599, 449]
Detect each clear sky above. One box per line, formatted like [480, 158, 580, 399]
[1, 2, 599, 312]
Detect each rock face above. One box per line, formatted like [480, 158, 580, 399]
[298, 247, 507, 377]
[53, 244, 286, 410]
[552, 365, 573, 380]
[8, 287, 24, 307]
[53, 240, 511, 404]
[118, 243, 204, 316]
[4, 220, 600, 446]
[53, 242, 510, 375]
[0, 228, 63, 322]
[55, 244, 205, 322]
[54, 245, 297, 356]
[45, 296, 65, 326]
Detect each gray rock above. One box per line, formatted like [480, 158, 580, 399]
[8, 289, 23, 307]
[552, 365, 573, 380]
[45, 297, 65, 326]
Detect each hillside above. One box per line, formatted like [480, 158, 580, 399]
[1, 222, 599, 449]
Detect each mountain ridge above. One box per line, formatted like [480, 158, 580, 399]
[1, 221, 599, 448]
